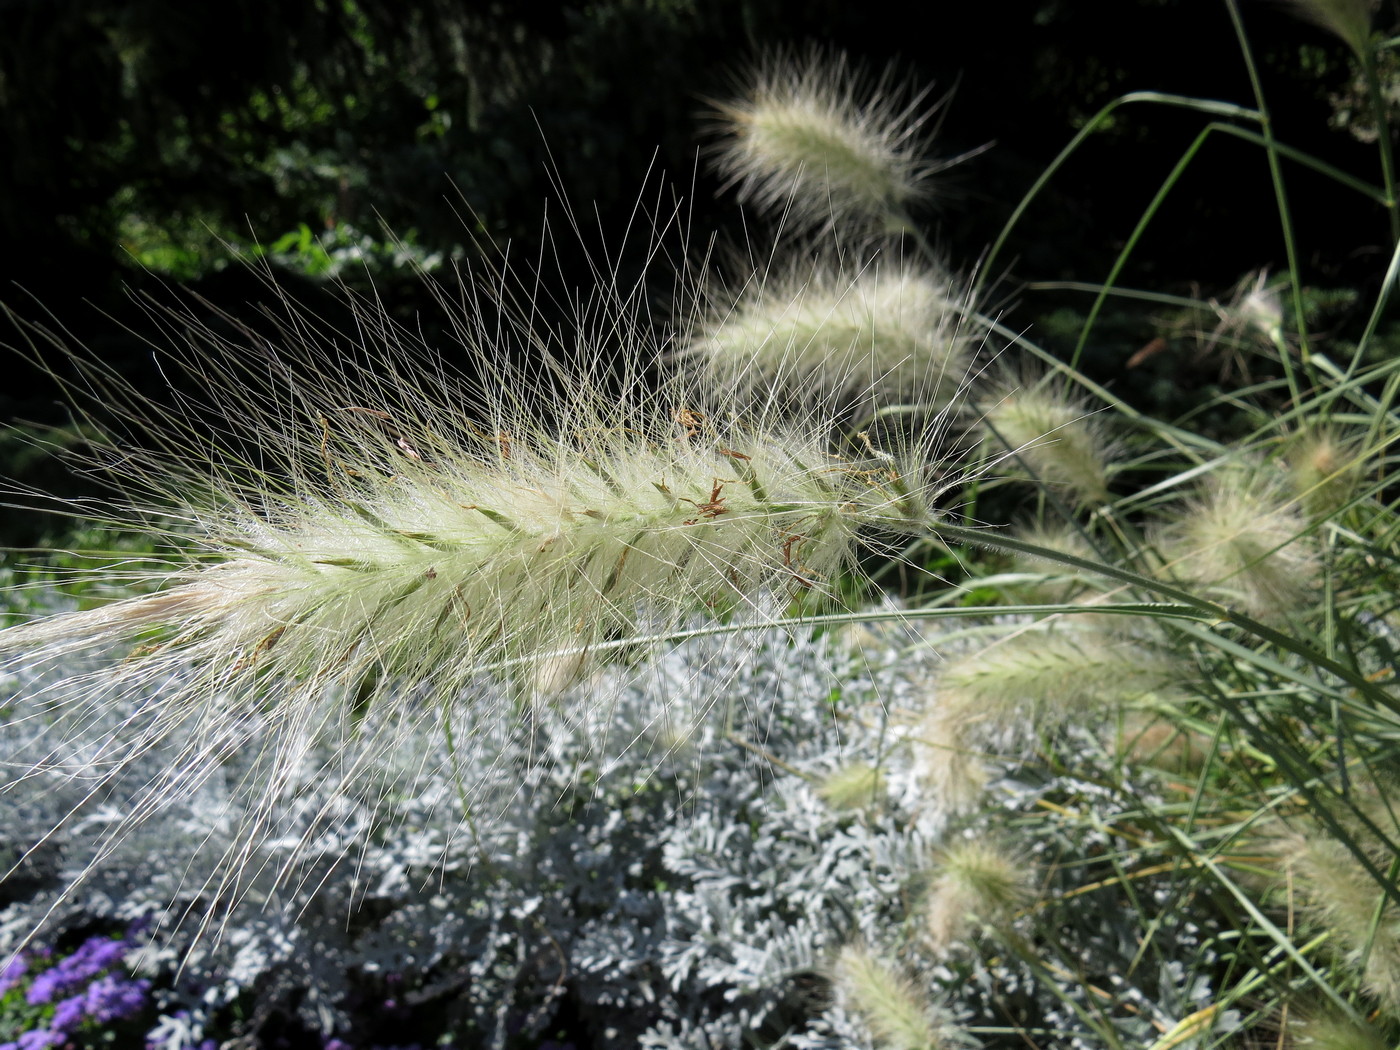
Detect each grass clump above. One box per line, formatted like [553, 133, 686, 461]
[5, 8, 1400, 1049]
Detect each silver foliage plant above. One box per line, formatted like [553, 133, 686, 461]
[0, 620, 1233, 1049]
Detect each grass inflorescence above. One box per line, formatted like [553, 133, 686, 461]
[684, 253, 977, 419]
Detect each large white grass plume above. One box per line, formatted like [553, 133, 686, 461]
[682, 250, 978, 420]
[708, 48, 980, 236]
[0, 222, 965, 940]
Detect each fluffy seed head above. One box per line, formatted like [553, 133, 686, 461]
[1232, 267, 1285, 345]
[1268, 824, 1400, 1010]
[709, 49, 958, 234]
[934, 625, 1179, 737]
[1288, 1014, 1390, 1050]
[1156, 462, 1319, 620]
[916, 624, 1180, 813]
[818, 760, 886, 810]
[923, 837, 1034, 952]
[1289, 428, 1361, 520]
[980, 380, 1112, 506]
[833, 943, 962, 1050]
[1284, 0, 1374, 58]
[684, 255, 976, 418]
[6, 414, 920, 699]
[913, 708, 990, 817]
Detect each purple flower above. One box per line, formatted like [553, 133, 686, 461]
[25, 936, 130, 1005]
[50, 993, 86, 1033]
[324, 1041, 353, 1050]
[69, 936, 129, 976]
[17, 1032, 57, 1050]
[0, 954, 27, 995]
[0, 1041, 17, 1050]
[24, 968, 62, 1006]
[83, 973, 151, 1023]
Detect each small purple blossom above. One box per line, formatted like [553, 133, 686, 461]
[24, 968, 62, 1006]
[0, 954, 27, 995]
[71, 937, 128, 976]
[83, 972, 151, 1023]
[17, 1032, 57, 1050]
[25, 935, 129, 1005]
[50, 992, 86, 1033]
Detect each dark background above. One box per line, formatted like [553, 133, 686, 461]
[0, 0, 1394, 538]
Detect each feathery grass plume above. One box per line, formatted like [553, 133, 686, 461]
[3, 395, 923, 694]
[1283, 0, 1374, 59]
[1289, 1013, 1391, 1050]
[979, 377, 1112, 507]
[832, 943, 965, 1050]
[922, 837, 1034, 953]
[683, 253, 976, 419]
[1197, 268, 1286, 353]
[1185, 268, 1290, 382]
[916, 623, 1180, 812]
[913, 709, 991, 817]
[1155, 460, 1319, 620]
[1264, 778, 1400, 1012]
[1288, 427, 1361, 520]
[1230, 267, 1286, 346]
[1268, 822, 1400, 1010]
[0, 237, 956, 925]
[818, 760, 886, 810]
[933, 624, 1180, 737]
[708, 48, 966, 235]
